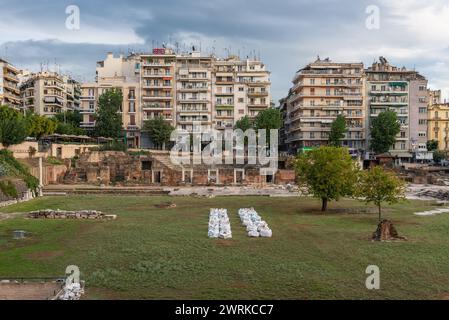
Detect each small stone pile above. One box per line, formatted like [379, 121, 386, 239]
[28, 209, 116, 220]
[238, 208, 272, 238]
[208, 208, 232, 239]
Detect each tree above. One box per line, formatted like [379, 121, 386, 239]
[328, 115, 347, 147]
[433, 150, 447, 163]
[370, 111, 401, 154]
[234, 115, 253, 131]
[357, 166, 406, 221]
[25, 113, 57, 139]
[427, 140, 438, 152]
[295, 146, 359, 211]
[253, 108, 282, 132]
[94, 88, 123, 138]
[54, 110, 83, 127]
[254, 108, 282, 147]
[143, 116, 175, 150]
[0, 105, 27, 147]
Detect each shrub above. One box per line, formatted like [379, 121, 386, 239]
[46, 156, 64, 165]
[0, 180, 18, 198]
[0, 149, 39, 193]
[99, 141, 127, 152]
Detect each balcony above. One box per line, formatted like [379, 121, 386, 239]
[142, 73, 172, 78]
[80, 109, 95, 114]
[80, 122, 95, 128]
[80, 96, 95, 100]
[248, 103, 269, 109]
[247, 91, 269, 97]
[142, 103, 172, 110]
[142, 95, 172, 101]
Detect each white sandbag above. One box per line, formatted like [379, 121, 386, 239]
[259, 228, 272, 238]
[248, 230, 260, 237]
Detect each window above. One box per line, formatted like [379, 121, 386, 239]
[419, 107, 427, 114]
[418, 132, 426, 137]
[238, 98, 244, 103]
[239, 87, 244, 92]
[129, 102, 135, 113]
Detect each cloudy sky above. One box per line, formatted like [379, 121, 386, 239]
[1, 0, 449, 102]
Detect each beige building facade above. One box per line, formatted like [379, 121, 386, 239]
[285, 57, 365, 154]
[20, 71, 81, 116]
[80, 49, 271, 148]
[0, 59, 21, 109]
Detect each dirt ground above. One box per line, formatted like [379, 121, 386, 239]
[0, 282, 62, 300]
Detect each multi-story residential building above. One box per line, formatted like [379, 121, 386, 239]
[20, 71, 81, 116]
[428, 89, 442, 105]
[80, 49, 271, 148]
[140, 48, 176, 127]
[427, 103, 449, 151]
[80, 53, 141, 147]
[175, 51, 213, 132]
[365, 57, 428, 161]
[0, 59, 21, 109]
[284, 57, 365, 154]
[213, 56, 271, 131]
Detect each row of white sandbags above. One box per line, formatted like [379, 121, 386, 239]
[238, 208, 272, 238]
[208, 208, 232, 239]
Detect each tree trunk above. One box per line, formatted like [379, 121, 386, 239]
[378, 204, 382, 222]
[321, 198, 328, 212]
[162, 142, 166, 150]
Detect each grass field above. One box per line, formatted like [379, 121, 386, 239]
[0, 195, 448, 300]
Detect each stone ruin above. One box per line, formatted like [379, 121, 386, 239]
[27, 209, 117, 220]
[372, 220, 406, 241]
[62, 150, 296, 187]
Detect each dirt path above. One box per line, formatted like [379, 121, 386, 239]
[0, 282, 61, 300]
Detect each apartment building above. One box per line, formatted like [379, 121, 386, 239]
[80, 53, 141, 147]
[175, 51, 213, 132]
[140, 48, 176, 126]
[0, 59, 21, 109]
[80, 49, 271, 148]
[428, 89, 442, 105]
[213, 56, 271, 131]
[20, 71, 81, 116]
[427, 103, 449, 151]
[284, 57, 365, 154]
[365, 57, 428, 160]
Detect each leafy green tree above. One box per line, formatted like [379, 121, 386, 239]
[143, 116, 175, 150]
[94, 88, 123, 138]
[328, 115, 347, 147]
[0, 105, 27, 147]
[54, 110, 84, 135]
[427, 140, 438, 152]
[253, 108, 282, 131]
[234, 115, 253, 131]
[370, 111, 401, 154]
[25, 113, 57, 139]
[357, 166, 406, 221]
[433, 150, 447, 163]
[295, 146, 359, 211]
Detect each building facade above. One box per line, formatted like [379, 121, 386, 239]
[284, 57, 365, 154]
[213, 56, 271, 131]
[0, 59, 21, 109]
[80, 53, 141, 147]
[80, 49, 272, 148]
[365, 57, 428, 160]
[20, 71, 81, 116]
[428, 103, 449, 151]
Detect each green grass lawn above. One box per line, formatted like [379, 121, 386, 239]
[0, 195, 448, 300]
